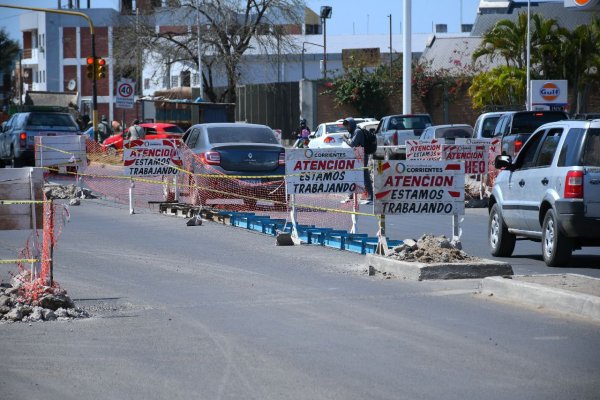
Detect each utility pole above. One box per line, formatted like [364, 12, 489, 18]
[388, 14, 392, 80]
[195, 0, 203, 99]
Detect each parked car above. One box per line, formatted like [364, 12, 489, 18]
[489, 119, 600, 267]
[374, 114, 432, 160]
[102, 122, 185, 152]
[0, 110, 81, 167]
[473, 111, 504, 139]
[492, 110, 568, 157]
[419, 124, 473, 143]
[183, 123, 286, 208]
[308, 121, 351, 149]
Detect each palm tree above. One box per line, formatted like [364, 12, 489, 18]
[561, 17, 600, 112]
[472, 12, 528, 69]
[530, 14, 566, 79]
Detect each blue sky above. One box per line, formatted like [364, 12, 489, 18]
[0, 0, 563, 44]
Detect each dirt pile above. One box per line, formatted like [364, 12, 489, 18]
[387, 234, 480, 264]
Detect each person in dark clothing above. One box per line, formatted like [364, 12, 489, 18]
[342, 117, 373, 205]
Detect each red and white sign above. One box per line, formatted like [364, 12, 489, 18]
[406, 139, 444, 160]
[442, 144, 488, 174]
[116, 78, 135, 109]
[285, 148, 364, 195]
[373, 160, 465, 215]
[123, 139, 182, 176]
[455, 138, 501, 172]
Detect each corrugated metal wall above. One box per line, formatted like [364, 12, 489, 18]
[236, 82, 300, 141]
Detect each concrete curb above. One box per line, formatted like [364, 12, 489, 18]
[366, 254, 513, 281]
[480, 275, 600, 322]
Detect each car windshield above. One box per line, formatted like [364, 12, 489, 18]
[326, 124, 347, 134]
[26, 113, 78, 130]
[436, 127, 473, 139]
[481, 117, 500, 138]
[389, 116, 431, 130]
[207, 126, 279, 144]
[512, 112, 567, 134]
[163, 126, 184, 134]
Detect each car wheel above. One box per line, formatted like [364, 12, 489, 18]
[542, 209, 572, 267]
[11, 155, 24, 168]
[488, 203, 516, 257]
[0, 158, 5, 168]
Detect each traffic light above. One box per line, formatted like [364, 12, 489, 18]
[86, 56, 95, 79]
[95, 57, 107, 80]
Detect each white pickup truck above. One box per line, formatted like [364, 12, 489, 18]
[373, 114, 432, 160]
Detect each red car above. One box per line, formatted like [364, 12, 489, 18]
[102, 122, 184, 151]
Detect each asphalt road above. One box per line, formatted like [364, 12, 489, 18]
[1, 200, 599, 400]
[356, 207, 600, 278]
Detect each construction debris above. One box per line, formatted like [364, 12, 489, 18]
[386, 234, 479, 264]
[0, 274, 88, 323]
[43, 184, 96, 200]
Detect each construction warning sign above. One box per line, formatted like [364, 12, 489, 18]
[373, 160, 465, 215]
[123, 139, 182, 176]
[406, 139, 444, 160]
[455, 137, 501, 163]
[285, 148, 364, 195]
[442, 144, 488, 174]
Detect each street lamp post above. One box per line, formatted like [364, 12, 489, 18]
[302, 41, 324, 80]
[320, 6, 332, 80]
[526, 0, 531, 111]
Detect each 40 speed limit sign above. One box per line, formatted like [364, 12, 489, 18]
[116, 78, 135, 109]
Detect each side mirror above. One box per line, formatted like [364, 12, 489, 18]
[369, 128, 376, 134]
[494, 154, 512, 170]
[309, 133, 315, 139]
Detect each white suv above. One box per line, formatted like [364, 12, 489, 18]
[489, 119, 600, 267]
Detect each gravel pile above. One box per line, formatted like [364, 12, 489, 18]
[0, 276, 89, 323]
[43, 184, 96, 200]
[387, 234, 479, 264]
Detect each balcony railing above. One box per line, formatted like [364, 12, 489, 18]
[21, 48, 39, 65]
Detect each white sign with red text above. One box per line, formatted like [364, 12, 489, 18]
[455, 137, 501, 172]
[442, 144, 488, 174]
[406, 139, 444, 160]
[374, 160, 465, 215]
[285, 148, 364, 195]
[123, 139, 182, 176]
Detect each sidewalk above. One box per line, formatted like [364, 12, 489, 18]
[480, 274, 600, 323]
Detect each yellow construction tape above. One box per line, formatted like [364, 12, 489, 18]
[0, 259, 51, 264]
[0, 200, 51, 205]
[43, 163, 378, 217]
[36, 144, 78, 156]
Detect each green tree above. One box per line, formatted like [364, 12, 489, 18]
[328, 65, 390, 119]
[0, 28, 19, 74]
[472, 13, 528, 69]
[469, 66, 526, 111]
[561, 17, 600, 112]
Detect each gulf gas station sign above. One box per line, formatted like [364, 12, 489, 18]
[531, 80, 567, 108]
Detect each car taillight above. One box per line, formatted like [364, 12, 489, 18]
[19, 132, 27, 140]
[324, 136, 335, 143]
[514, 139, 523, 154]
[564, 170, 584, 199]
[19, 132, 27, 147]
[279, 152, 285, 166]
[392, 132, 398, 146]
[200, 150, 220, 165]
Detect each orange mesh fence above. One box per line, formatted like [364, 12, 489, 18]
[68, 140, 369, 232]
[1, 196, 69, 303]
